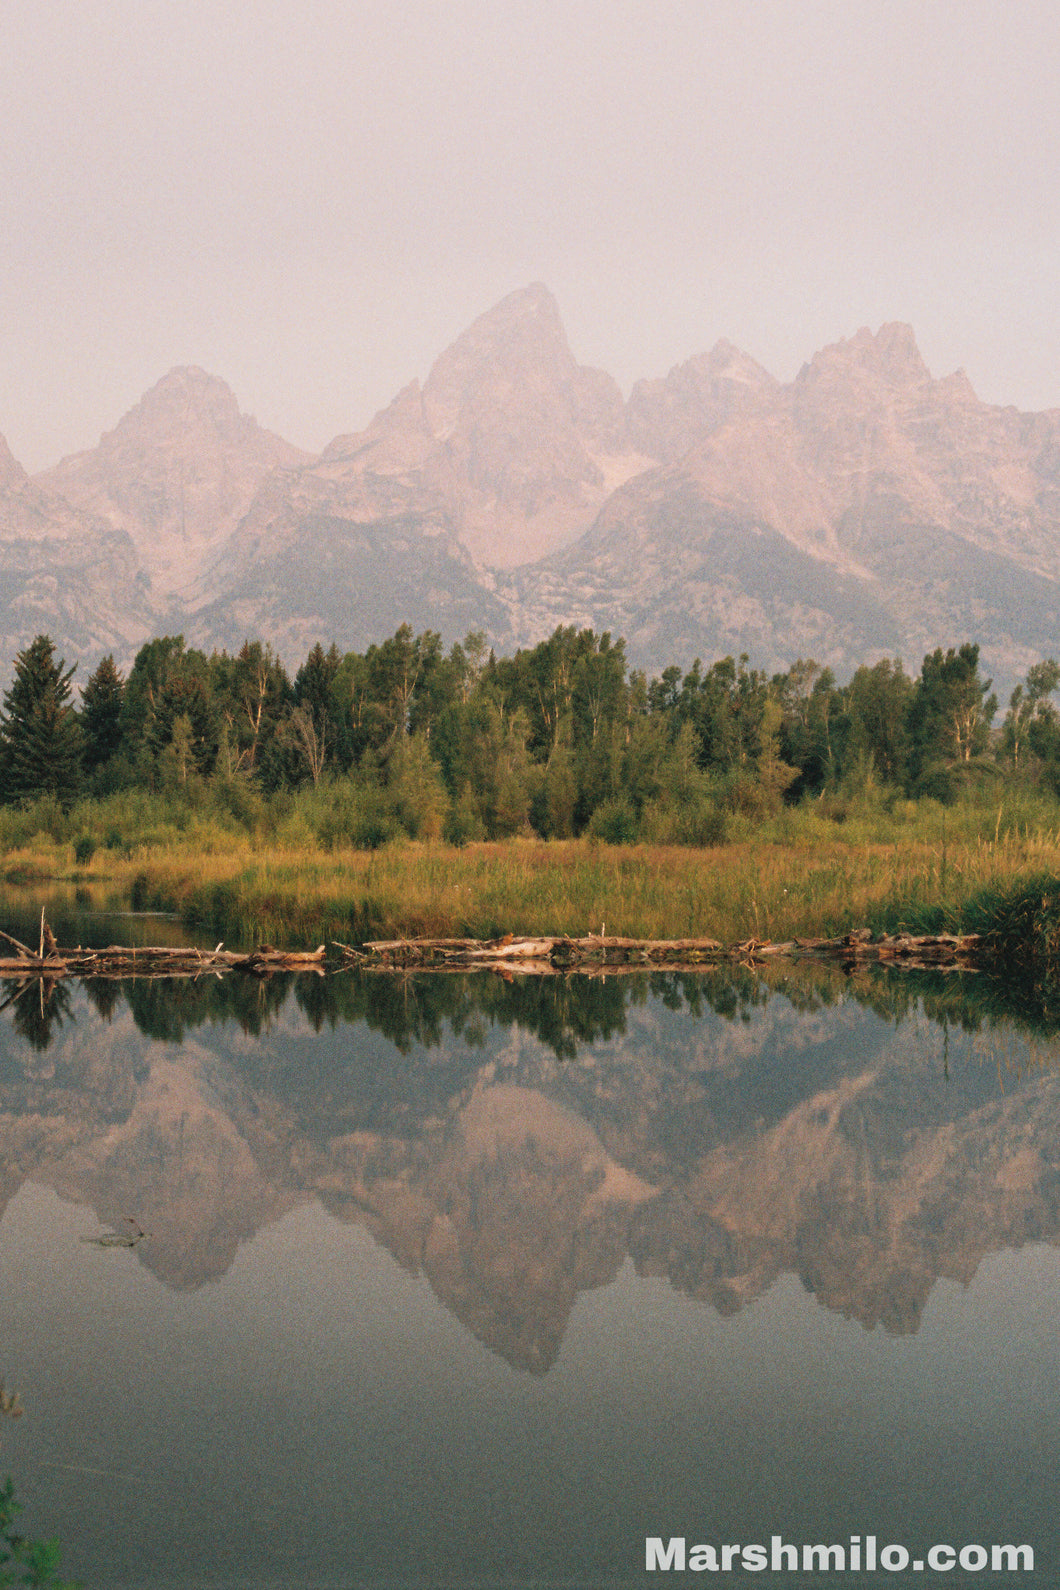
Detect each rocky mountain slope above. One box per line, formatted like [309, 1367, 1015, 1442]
[509, 321, 1060, 683]
[36, 366, 308, 601]
[178, 284, 645, 664]
[4, 286, 1060, 688]
[0, 432, 153, 667]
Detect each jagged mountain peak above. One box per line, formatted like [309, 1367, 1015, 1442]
[704, 337, 777, 380]
[34, 368, 306, 603]
[935, 366, 980, 404]
[7, 290, 1060, 696]
[797, 321, 931, 393]
[450, 280, 565, 344]
[87, 365, 259, 456]
[235, 283, 635, 581]
[422, 282, 587, 435]
[661, 340, 778, 398]
[624, 338, 777, 463]
[38, 364, 293, 483]
[144, 362, 234, 393]
[345, 282, 631, 564]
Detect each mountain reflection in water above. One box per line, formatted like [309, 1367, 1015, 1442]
[2, 962, 1059, 1587]
[2, 963, 1057, 1358]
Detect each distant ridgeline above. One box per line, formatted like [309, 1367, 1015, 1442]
[0, 625, 1056, 842]
[10, 294, 1060, 707]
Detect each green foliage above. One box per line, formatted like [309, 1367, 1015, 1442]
[291, 641, 342, 775]
[962, 874, 1060, 982]
[208, 641, 291, 776]
[6, 626, 1060, 852]
[0, 795, 72, 851]
[907, 643, 997, 785]
[444, 783, 487, 845]
[0, 1476, 78, 1588]
[121, 635, 218, 786]
[298, 779, 399, 851]
[383, 734, 448, 840]
[587, 794, 639, 844]
[0, 637, 82, 807]
[844, 658, 912, 785]
[206, 768, 267, 831]
[78, 654, 124, 777]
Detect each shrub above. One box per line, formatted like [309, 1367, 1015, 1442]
[445, 786, 487, 846]
[72, 835, 95, 866]
[912, 763, 957, 804]
[23, 795, 70, 845]
[208, 775, 266, 830]
[0, 1473, 77, 1588]
[304, 781, 399, 851]
[587, 796, 640, 844]
[641, 794, 728, 847]
[385, 737, 448, 841]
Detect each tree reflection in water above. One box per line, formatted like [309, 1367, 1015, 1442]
[0, 956, 1059, 1057]
[1, 977, 74, 1053]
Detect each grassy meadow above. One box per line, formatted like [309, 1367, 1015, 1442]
[3, 783, 1060, 953]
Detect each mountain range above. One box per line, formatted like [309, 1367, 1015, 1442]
[5, 283, 1060, 695]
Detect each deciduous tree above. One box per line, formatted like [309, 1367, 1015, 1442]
[907, 644, 997, 787]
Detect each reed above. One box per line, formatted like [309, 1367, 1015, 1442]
[4, 785, 1060, 950]
[958, 874, 1060, 977]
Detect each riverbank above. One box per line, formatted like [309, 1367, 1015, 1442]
[3, 787, 1060, 952]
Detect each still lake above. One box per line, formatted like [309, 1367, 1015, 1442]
[0, 925, 1058, 1587]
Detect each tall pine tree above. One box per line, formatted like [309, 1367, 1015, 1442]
[0, 634, 82, 804]
[80, 653, 125, 776]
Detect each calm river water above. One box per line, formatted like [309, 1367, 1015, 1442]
[0, 938, 1058, 1587]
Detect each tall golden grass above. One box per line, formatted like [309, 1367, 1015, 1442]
[4, 785, 1060, 947]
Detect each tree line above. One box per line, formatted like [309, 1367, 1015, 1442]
[0, 625, 1056, 842]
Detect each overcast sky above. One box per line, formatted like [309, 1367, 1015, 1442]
[2, 0, 1058, 471]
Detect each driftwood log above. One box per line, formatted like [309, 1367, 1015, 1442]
[353, 928, 983, 973]
[0, 924, 326, 981]
[0, 919, 983, 983]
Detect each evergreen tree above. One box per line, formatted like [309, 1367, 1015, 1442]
[120, 635, 216, 784]
[120, 634, 190, 750]
[0, 634, 82, 804]
[80, 654, 125, 775]
[291, 641, 343, 773]
[142, 671, 217, 778]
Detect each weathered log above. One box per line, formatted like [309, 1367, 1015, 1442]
[0, 956, 66, 974]
[353, 929, 985, 972]
[0, 917, 988, 983]
[0, 935, 329, 981]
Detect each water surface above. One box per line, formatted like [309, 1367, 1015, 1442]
[0, 957, 1057, 1586]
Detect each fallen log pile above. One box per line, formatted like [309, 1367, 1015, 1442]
[790, 927, 983, 970]
[0, 918, 985, 982]
[0, 923, 326, 981]
[355, 934, 728, 970]
[351, 928, 984, 973]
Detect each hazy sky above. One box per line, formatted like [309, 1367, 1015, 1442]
[3, 0, 1058, 471]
